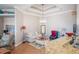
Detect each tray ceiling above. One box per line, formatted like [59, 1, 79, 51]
[25, 4, 76, 17]
[0, 4, 76, 17]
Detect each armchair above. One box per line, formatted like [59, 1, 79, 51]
[0, 33, 14, 50]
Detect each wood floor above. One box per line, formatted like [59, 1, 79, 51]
[11, 42, 45, 54]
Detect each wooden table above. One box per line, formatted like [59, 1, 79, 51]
[0, 48, 11, 54]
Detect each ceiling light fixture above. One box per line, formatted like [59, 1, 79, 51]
[40, 4, 47, 24]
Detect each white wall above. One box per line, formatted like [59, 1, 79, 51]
[23, 14, 40, 35]
[77, 5, 79, 34]
[15, 9, 40, 46]
[77, 5, 79, 25]
[15, 8, 40, 46]
[15, 8, 24, 46]
[46, 12, 76, 36]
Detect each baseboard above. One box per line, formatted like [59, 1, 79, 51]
[15, 41, 23, 47]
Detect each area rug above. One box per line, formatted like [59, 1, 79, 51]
[29, 41, 45, 49]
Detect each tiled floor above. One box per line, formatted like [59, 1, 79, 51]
[11, 42, 45, 54]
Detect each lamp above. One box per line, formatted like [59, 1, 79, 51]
[21, 26, 26, 30]
[21, 25, 26, 43]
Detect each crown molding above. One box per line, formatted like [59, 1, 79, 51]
[45, 10, 76, 17]
[14, 6, 40, 17]
[15, 6, 75, 17]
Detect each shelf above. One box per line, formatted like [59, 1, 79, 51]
[0, 14, 15, 16]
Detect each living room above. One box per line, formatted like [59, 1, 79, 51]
[0, 4, 79, 54]
[13, 4, 78, 54]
